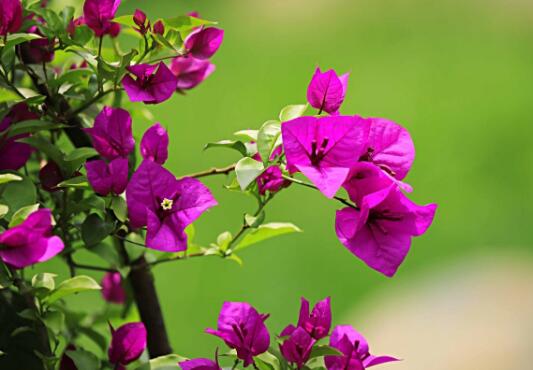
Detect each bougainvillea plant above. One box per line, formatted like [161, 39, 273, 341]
[0, 0, 437, 369]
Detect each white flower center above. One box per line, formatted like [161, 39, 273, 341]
[161, 198, 173, 211]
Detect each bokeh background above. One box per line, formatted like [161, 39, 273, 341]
[46, 0, 533, 369]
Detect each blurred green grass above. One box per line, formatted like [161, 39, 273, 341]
[45, 0, 533, 358]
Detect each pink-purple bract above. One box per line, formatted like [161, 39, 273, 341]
[282, 115, 370, 198]
[306, 68, 349, 115]
[0, 0, 22, 36]
[179, 358, 221, 370]
[86, 158, 129, 196]
[101, 271, 126, 304]
[140, 123, 169, 165]
[83, 0, 121, 37]
[108, 322, 147, 367]
[126, 160, 217, 251]
[184, 27, 224, 60]
[336, 164, 437, 277]
[0, 209, 64, 269]
[170, 56, 216, 90]
[297, 296, 331, 340]
[122, 62, 178, 104]
[85, 106, 135, 160]
[279, 326, 315, 369]
[325, 325, 398, 370]
[0, 102, 38, 171]
[206, 302, 270, 367]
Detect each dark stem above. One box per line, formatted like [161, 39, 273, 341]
[181, 163, 236, 179]
[128, 254, 173, 357]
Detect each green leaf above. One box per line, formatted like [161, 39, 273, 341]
[57, 176, 90, 189]
[0, 175, 36, 219]
[0, 204, 8, 219]
[204, 140, 247, 156]
[244, 212, 265, 228]
[87, 241, 121, 267]
[279, 104, 308, 122]
[66, 349, 101, 370]
[78, 326, 108, 352]
[0, 88, 21, 103]
[19, 135, 66, 169]
[234, 129, 258, 141]
[113, 14, 136, 27]
[2, 33, 41, 49]
[234, 222, 302, 251]
[235, 157, 264, 191]
[42, 310, 65, 335]
[81, 213, 114, 247]
[50, 68, 93, 89]
[6, 120, 64, 138]
[45, 275, 101, 304]
[64, 147, 98, 162]
[72, 25, 93, 46]
[110, 196, 128, 222]
[31, 273, 57, 291]
[8, 203, 40, 227]
[215, 231, 232, 253]
[164, 15, 216, 32]
[309, 345, 343, 359]
[0, 173, 22, 185]
[257, 120, 281, 163]
[134, 354, 187, 370]
[255, 352, 281, 370]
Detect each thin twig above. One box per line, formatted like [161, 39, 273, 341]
[70, 262, 115, 272]
[282, 175, 359, 210]
[181, 164, 236, 179]
[66, 89, 116, 118]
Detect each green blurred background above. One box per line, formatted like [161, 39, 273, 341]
[46, 0, 533, 368]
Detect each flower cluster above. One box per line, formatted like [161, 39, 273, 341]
[184, 297, 397, 370]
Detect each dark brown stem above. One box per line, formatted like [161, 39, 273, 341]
[128, 255, 172, 357]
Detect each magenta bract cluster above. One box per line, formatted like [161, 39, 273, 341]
[279, 67, 437, 277]
[189, 297, 396, 370]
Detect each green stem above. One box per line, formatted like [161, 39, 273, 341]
[181, 163, 236, 179]
[282, 175, 358, 209]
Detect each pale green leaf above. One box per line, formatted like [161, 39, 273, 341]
[257, 120, 281, 163]
[8, 203, 40, 227]
[0, 173, 22, 185]
[235, 157, 264, 190]
[31, 273, 57, 291]
[45, 275, 101, 304]
[279, 104, 308, 122]
[234, 222, 301, 251]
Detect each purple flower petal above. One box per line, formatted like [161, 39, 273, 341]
[362, 117, 415, 180]
[108, 322, 146, 365]
[0, 209, 64, 268]
[122, 62, 178, 104]
[140, 123, 168, 164]
[280, 327, 315, 368]
[83, 0, 121, 36]
[0, 0, 22, 36]
[101, 271, 126, 304]
[170, 55, 216, 90]
[297, 296, 331, 340]
[184, 27, 224, 59]
[306, 68, 349, 114]
[282, 115, 369, 198]
[180, 358, 221, 370]
[86, 106, 134, 160]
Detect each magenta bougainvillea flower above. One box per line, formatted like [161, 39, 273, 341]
[133, 9, 149, 35]
[180, 358, 221, 370]
[325, 325, 398, 370]
[140, 123, 168, 165]
[184, 27, 224, 60]
[122, 62, 178, 104]
[126, 160, 217, 251]
[279, 326, 315, 369]
[282, 115, 369, 198]
[170, 56, 215, 90]
[85, 106, 135, 160]
[86, 158, 129, 196]
[101, 271, 126, 304]
[0, 209, 64, 269]
[83, 0, 121, 37]
[307, 68, 349, 115]
[0, 102, 38, 171]
[256, 166, 289, 195]
[18, 21, 55, 64]
[206, 302, 270, 367]
[359, 117, 415, 181]
[336, 164, 437, 277]
[108, 322, 146, 369]
[152, 20, 164, 35]
[0, 0, 22, 36]
[297, 296, 331, 340]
